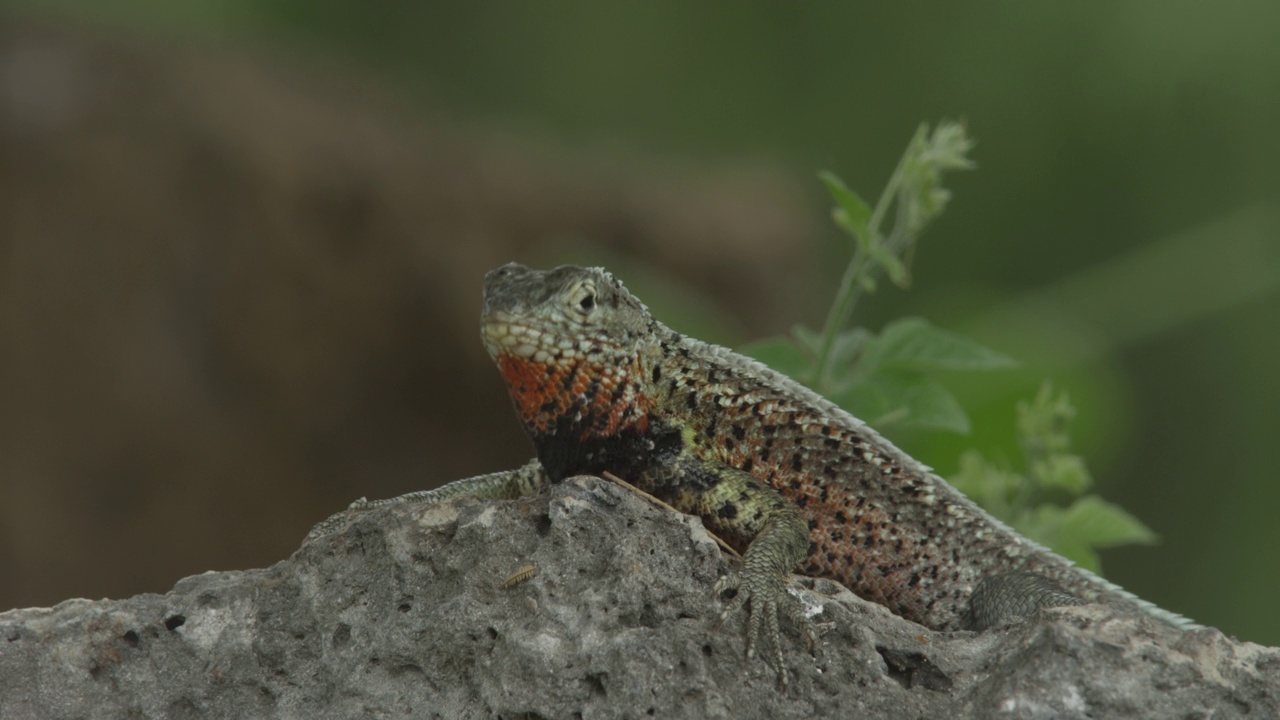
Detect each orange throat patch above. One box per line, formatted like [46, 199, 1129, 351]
[494, 352, 650, 439]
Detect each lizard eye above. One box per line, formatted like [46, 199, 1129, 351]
[571, 281, 598, 315]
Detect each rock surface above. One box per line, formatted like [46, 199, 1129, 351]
[1, 477, 1276, 719]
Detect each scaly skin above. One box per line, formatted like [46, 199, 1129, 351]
[309, 262, 1197, 688]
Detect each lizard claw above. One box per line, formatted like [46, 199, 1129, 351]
[714, 570, 803, 691]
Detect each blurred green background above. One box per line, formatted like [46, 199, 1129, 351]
[2, 2, 1277, 644]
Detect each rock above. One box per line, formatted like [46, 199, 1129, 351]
[1, 477, 1275, 719]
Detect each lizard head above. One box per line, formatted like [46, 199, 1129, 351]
[481, 263, 658, 444]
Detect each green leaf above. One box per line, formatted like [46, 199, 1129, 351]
[818, 170, 908, 288]
[1018, 496, 1158, 572]
[1056, 495, 1159, 550]
[741, 337, 813, 380]
[830, 327, 872, 367]
[819, 171, 872, 241]
[837, 368, 970, 433]
[1052, 543, 1102, 574]
[1015, 504, 1068, 552]
[859, 317, 1017, 373]
[864, 233, 910, 287]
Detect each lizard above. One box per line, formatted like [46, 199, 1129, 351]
[307, 262, 1199, 688]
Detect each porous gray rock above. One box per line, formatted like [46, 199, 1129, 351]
[1, 477, 1276, 719]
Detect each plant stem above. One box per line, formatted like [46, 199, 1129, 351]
[813, 126, 922, 387]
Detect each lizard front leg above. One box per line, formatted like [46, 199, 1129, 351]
[304, 459, 548, 541]
[648, 452, 812, 689]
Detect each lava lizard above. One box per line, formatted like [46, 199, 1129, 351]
[308, 262, 1198, 687]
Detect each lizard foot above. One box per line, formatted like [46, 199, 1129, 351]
[303, 497, 371, 542]
[714, 570, 815, 690]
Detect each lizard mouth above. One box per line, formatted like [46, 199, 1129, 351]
[482, 310, 624, 367]
[481, 315, 542, 360]
[481, 312, 585, 365]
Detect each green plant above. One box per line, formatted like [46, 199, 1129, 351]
[950, 384, 1156, 572]
[744, 121, 1155, 569]
[745, 120, 1005, 433]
